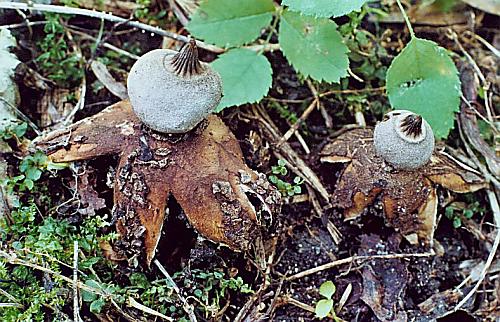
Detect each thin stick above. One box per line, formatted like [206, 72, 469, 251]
[127, 297, 174, 321]
[0, 20, 47, 29]
[276, 99, 318, 147]
[471, 33, 500, 58]
[67, 27, 140, 60]
[0, 250, 107, 296]
[73, 241, 82, 322]
[395, 0, 415, 38]
[0, 288, 20, 305]
[451, 31, 494, 124]
[253, 105, 330, 202]
[319, 86, 386, 98]
[154, 259, 198, 322]
[285, 296, 315, 313]
[455, 189, 500, 310]
[0, 2, 222, 53]
[0, 303, 25, 308]
[277, 79, 321, 147]
[166, 0, 189, 26]
[287, 251, 435, 281]
[0, 97, 41, 135]
[63, 77, 86, 126]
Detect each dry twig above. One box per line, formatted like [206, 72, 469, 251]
[287, 251, 435, 281]
[154, 259, 198, 322]
[73, 241, 82, 322]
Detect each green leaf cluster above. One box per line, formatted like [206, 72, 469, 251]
[0, 121, 27, 141]
[268, 159, 304, 197]
[1, 151, 67, 201]
[187, 0, 359, 110]
[36, 13, 84, 87]
[0, 203, 116, 321]
[445, 200, 485, 228]
[177, 269, 253, 318]
[187, 0, 462, 139]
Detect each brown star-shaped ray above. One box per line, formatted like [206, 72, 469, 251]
[36, 100, 281, 265]
[320, 128, 487, 245]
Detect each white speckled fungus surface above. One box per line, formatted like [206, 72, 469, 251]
[127, 49, 222, 133]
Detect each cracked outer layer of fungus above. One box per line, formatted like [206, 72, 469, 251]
[35, 100, 281, 265]
[320, 128, 487, 245]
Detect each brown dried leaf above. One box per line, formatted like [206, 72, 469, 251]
[359, 235, 408, 322]
[374, 2, 468, 25]
[320, 128, 486, 244]
[74, 165, 107, 215]
[462, 0, 500, 16]
[90, 61, 128, 100]
[36, 100, 281, 265]
[423, 151, 488, 193]
[418, 289, 473, 318]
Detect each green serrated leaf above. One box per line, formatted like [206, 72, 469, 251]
[82, 280, 100, 302]
[25, 167, 42, 181]
[319, 280, 336, 299]
[23, 179, 34, 191]
[90, 298, 106, 313]
[187, 0, 274, 47]
[282, 0, 368, 18]
[211, 48, 272, 111]
[279, 10, 349, 83]
[386, 37, 460, 139]
[315, 298, 334, 318]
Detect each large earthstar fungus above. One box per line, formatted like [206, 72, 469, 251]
[35, 41, 281, 266]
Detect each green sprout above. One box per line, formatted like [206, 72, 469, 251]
[445, 201, 485, 228]
[315, 281, 343, 321]
[269, 159, 304, 197]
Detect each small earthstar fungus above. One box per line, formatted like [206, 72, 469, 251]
[35, 41, 281, 266]
[320, 111, 487, 245]
[374, 110, 434, 170]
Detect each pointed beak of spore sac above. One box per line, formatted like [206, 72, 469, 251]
[400, 114, 423, 139]
[171, 39, 203, 77]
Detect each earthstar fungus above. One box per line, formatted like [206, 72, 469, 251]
[36, 42, 280, 266]
[321, 112, 487, 245]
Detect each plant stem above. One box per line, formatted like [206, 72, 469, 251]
[0, 2, 223, 52]
[395, 0, 415, 38]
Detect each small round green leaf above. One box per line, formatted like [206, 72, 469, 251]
[282, 0, 368, 18]
[279, 10, 349, 83]
[315, 299, 334, 318]
[386, 37, 461, 139]
[187, 0, 275, 48]
[211, 48, 272, 111]
[319, 280, 336, 298]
